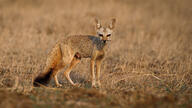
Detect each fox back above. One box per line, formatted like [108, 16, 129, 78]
[59, 18, 116, 59]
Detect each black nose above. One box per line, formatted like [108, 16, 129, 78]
[103, 40, 106, 43]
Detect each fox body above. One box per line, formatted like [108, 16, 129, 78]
[33, 18, 116, 87]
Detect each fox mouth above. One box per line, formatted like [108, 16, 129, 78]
[102, 40, 111, 43]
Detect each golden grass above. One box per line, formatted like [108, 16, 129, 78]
[0, 0, 192, 107]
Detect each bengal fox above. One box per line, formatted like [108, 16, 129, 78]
[33, 18, 116, 88]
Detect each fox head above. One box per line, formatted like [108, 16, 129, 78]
[95, 18, 116, 43]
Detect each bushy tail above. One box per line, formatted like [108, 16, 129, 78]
[33, 68, 54, 87]
[33, 43, 62, 87]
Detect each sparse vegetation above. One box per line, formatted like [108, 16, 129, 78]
[0, 0, 192, 107]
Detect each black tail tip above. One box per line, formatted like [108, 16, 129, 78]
[33, 76, 49, 87]
[33, 68, 53, 87]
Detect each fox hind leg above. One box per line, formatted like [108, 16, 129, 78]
[52, 61, 65, 87]
[63, 55, 81, 87]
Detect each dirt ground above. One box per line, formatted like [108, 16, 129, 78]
[0, 0, 192, 107]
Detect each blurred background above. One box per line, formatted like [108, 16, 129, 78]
[0, 0, 192, 107]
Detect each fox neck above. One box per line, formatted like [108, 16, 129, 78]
[97, 39, 108, 50]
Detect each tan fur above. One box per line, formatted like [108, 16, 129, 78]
[33, 18, 116, 88]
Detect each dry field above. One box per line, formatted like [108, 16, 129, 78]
[0, 0, 192, 107]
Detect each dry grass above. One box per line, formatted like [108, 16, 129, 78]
[0, 0, 192, 107]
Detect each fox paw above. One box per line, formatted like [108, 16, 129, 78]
[56, 84, 62, 87]
[97, 82, 101, 88]
[92, 83, 97, 88]
[73, 83, 81, 87]
[91, 82, 101, 88]
[92, 85, 97, 88]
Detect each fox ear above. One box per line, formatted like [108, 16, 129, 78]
[95, 18, 102, 29]
[109, 18, 116, 29]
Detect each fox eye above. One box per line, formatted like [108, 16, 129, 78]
[99, 34, 103, 37]
[107, 34, 111, 37]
